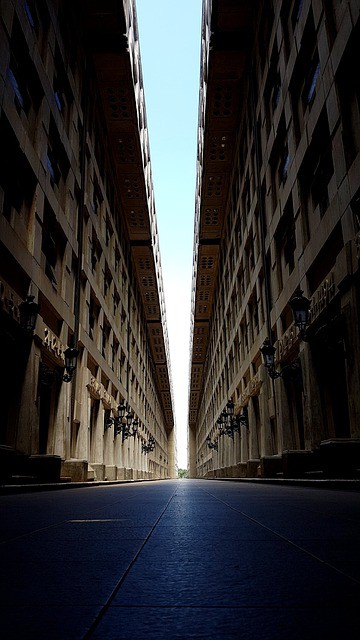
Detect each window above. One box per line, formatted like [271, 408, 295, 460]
[7, 18, 43, 122]
[41, 202, 65, 286]
[264, 44, 281, 136]
[101, 323, 110, 360]
[103, 265, 112, 299]
[298, 110, 334, 232]
[24, 1, 39, 31]
[91, 179, 102, 215]
[7, 66, 29, 113]
[291, 0, 303, 29]
[113, 291, 120, 317]
[88, 296, 98, 340]
[278, 146, 290, 184]
[90, 232, 101, 274]
[290, 14, 319, 143]
[351, 190, 360, 233]
[311, 144, 333, 217]
[46, 119, 70, 189]
[111, 339, 119, 372]
[275, 198, 296, 294]
[25, 0, 50, 59]
[0, 116, 36, 222]
[105, 217, 113, 246]
[281, 0, 304, 57]
[303, 57, 320, 107]
[337, 23, 360, 168]
[269, 117, 289, 212]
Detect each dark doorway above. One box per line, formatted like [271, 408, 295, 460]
[0, 319, 27, 448]
[89, 398, 99, 462]
[38, 362, 57, 454]
[283, 359, 305, 449]
[312, 316, 350, 439]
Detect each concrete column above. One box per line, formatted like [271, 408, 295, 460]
[167, 427, 176, 478]
[52, 377, 71, 459]
[248, 399, 259, 459]
[234, 431, 241, 466]
[188, 425, 196, 477]
[17, 343, 40, 454]
[260, 370, 277, 456]
[342, 288, 360, 437]
[301, 346, 324, 449]
[277, 380, 295, 451]
[240, 424, 249, 462]
[103, 418, 114, 467]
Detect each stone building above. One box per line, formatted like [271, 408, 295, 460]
[0, 0, 175, 483]
[189, 0, 360, 479]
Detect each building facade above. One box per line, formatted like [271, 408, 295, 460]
[0, 0, 175, 482]
[189, 0, 360, 479]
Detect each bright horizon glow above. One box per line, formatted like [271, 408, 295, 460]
[135, 0, 202, 469]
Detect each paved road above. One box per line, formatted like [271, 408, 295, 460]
[1, 479, 360, 639]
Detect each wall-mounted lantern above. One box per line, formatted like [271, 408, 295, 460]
[110, 402, 138, 439]
[216, 399, 247, 438]
[206, 435, 218, 451]
[261, 289, 311, 380]
[63, 345, 79, 382]
[260, 338, 280, 379]
[289, 289, 311, 339]
[142, 434, 155, 454]
[19, 295, 39, 333]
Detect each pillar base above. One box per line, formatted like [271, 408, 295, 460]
[247, 459, 260, 477]
[260, 455, 283, 478]
[61, 459, 88, 482]
[105, 465, 117, 481]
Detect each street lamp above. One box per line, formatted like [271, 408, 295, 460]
[206, 435, 218, 451]
[232, 406, 248, 432]
[112, 403, 138, 439]
[260, 338, 280, 379]
[260, 338, 302, 383]
[142, 434, 155, 454]
[19, 295, 39, 333]
[289, 289, 311, 339]
[118, 401, 126, 419]
[216, 399, 246, 438]
[217, 412, 227, 436]
[63, 345, 79, 382]
[261, 290, 311, 380]
[238, 406, 248, 427]
[123, 414, 138, 440]
[226, 398, 234, 417]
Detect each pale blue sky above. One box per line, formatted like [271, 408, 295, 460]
[135, 0, 202, 468]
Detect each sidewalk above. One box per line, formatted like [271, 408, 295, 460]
[1, 475, 360, 495]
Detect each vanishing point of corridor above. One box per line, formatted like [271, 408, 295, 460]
[1, 480, 360, 639]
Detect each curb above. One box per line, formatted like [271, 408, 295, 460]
[0, 477, 173, 495]
[207, 477, 360, 490]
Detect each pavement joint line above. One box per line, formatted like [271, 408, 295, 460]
[0, 489, 172, 546]
[82, 485, 180, 640]
[199, 486, 360, 587]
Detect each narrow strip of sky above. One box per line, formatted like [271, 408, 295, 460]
[135, 0, 202, 469]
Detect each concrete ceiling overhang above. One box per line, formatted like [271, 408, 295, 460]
[84, 1, 174, 431]
[189, 0, 257, 430]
